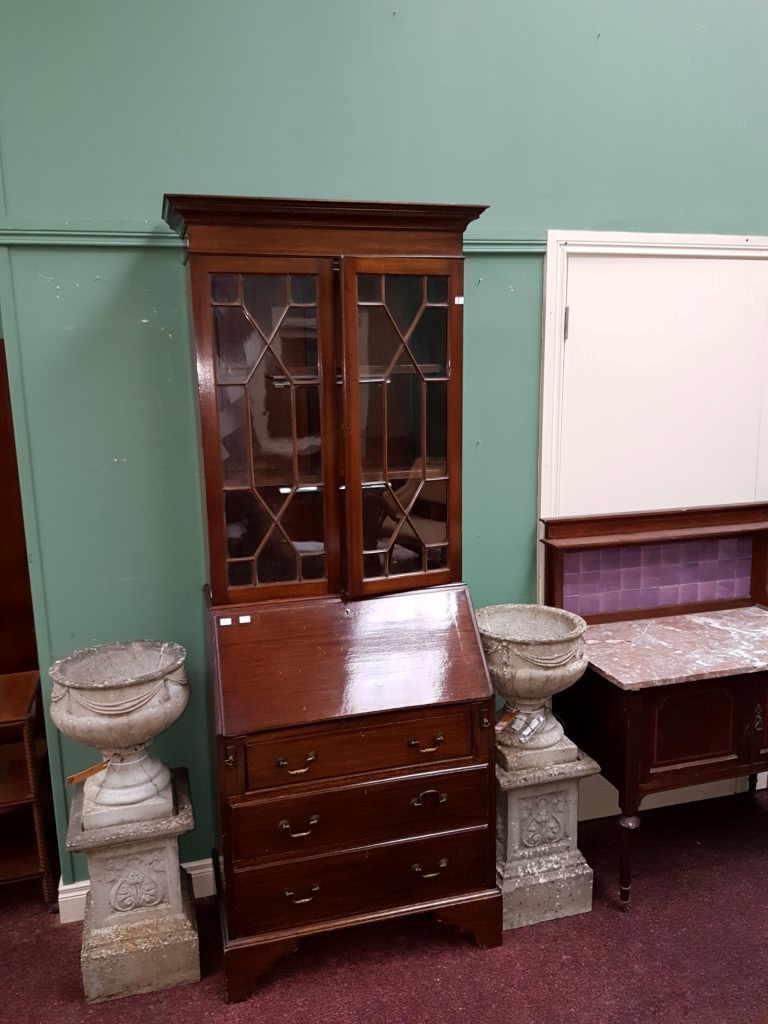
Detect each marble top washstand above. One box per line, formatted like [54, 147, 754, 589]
[584, 605, 768, 690]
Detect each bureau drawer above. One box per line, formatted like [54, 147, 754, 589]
[244, 706, 474, 792]
[228, 764, 489, 864]
[226, 826, 491, 938]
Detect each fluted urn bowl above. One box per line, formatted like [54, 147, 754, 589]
[475, 604, 587, 750]
[50, 640, 188, 828]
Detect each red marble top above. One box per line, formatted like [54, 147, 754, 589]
[584, 605, 768, 690]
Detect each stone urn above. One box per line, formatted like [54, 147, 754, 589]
[50, 640, 189, 829]
[475, 604, 587, 750]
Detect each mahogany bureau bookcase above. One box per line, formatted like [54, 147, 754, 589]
[163, 195, 502, 1001]
[543, 502, 768, 908]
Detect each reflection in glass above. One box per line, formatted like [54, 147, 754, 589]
[248, 350, 296, 484]
[359, 382, 384, 481]
[281, 490, 325, 547]
[255, 485, 290, 515]
[357, 306, 401, 377]
[272, 307, 318, 377]
[228, 560, 254, 587]
[426, 276, 448, 304]
[211, 274, 239, 304]
[301, 554, 325, 580]
[407, 478, 448, 548]
[224, 490, 272, 558]
[354, 271, 453, 582]
[290, 275, 316, 304]
[295, 385, 323, 484]
[410, 307, 448, 378]
[243, 275, 288, 338]
[427, 546, 449, 570]
[214, 306, 264, 383]
[385, 275, 423, 335]
[214, 271, 327, 591]
[257, 527, 299, 583]
[357, 275, 381, 303]
[425, 381, 448, 473]
[389, 542, 423, 576]
[387, 372, 422, 475]
[361, 483, 387, 579]
[218, 387, 250, 487]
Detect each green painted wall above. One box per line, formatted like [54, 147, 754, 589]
[1, 1, 767, 883]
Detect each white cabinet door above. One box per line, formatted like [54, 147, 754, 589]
[542, 236, 768, 518]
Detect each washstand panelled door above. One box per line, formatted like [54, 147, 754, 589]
[540, 232, 768, 520]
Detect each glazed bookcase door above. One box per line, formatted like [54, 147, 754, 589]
[190, 254, 341, 604]
[340, 257, 464, 596]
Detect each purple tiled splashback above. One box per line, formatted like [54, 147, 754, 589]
[562, 537, 753, 616]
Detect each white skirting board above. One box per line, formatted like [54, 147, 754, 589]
[57, 858, 216, 925]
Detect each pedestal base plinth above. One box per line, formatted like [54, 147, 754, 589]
[67, 768, 200, 1002]
[496, 747, 599, 930]
[80, 868, 199, 1003]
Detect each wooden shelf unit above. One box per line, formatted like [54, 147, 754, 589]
[0, 672, 58, 901]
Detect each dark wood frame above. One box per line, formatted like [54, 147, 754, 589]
[165, 196, 485, 605]
[543, 502, 768, 907]
[165, 198, 500, 1000]
[204, 583, 502, 1002]
[542, 501, 768, 624]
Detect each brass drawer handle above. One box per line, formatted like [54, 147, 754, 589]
[412, 858, 448, 879]
[408, 733, 445, 754]
[276, 752, 317, 775]
[279, 814, 320, 838]
[284, 885, 320, 905]
[755, 704, 765, 732]
[410, 789, 448, 808]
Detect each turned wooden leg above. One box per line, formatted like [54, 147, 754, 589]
[618, 813, 641, 911]
[748, 773, 758, 795]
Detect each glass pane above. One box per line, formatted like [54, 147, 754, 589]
[357, 275, 381, 303]
[411, 478, 448, 545]
[243, 274, 288, 339]
[362, 483, 388, 580]
[410, 307, 448, 378]
[427, 545, 449, 570]
[257, 527, 299, 583]
[389, 537, 424, 576]
[387, 474, 422, 517]
[228, 560, 254, 587]
[426, 276, 448, 304]
[224, 490, 272, 558]
[211, 274, 239, 304]
[295, 386, 323, 484]
[218, 387, 250, 487]
[272, 307, 319, 380]
[387, 371, 422, 476]
[358, 306, 402, 378]
[425, 381, 448, 475]
[290, 275, 316, 304]
[384, 275, 423, 336]
[280, 489, 325, 550]
[360, 382, 384, 481]
[214, 306, 264, 383]
[301, 554, 326, 580]
[249, 350, 295, 484]
[255, 485, 290, 515]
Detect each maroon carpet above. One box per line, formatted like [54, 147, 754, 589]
[3, 792, 768, 1024]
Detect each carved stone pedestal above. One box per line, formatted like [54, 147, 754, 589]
[496, 743, 599, 930]
[66, 769, 200, 1002]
